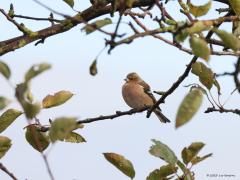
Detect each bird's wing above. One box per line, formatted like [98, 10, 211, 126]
[138, 80, 157, 104]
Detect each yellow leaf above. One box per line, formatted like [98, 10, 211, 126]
[103, 152, 135, 179]
[0, 136, 12, 159]
[188, 1, 212, 17]
[42, 90, 73, 108]
[229, 0, 240, 15]
[0, 109, 22, 133]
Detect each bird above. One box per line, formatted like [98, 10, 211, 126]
[122, 72, 170, 123]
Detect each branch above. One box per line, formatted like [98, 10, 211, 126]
[205, 107, 240, 115]
[147, 17, 226, 117]
[13, 14, 61, 23]
[0, 0, 155, 56]
[39, 107, 150, 131]
[77, 107, 149, 124]
[0, 163, 17, 180]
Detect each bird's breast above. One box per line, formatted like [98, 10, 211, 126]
[122, 82, 153, 108]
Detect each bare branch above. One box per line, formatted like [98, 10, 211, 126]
[0, 163, 18, 180]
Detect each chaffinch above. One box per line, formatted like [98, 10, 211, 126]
[122, 72, 170, 123]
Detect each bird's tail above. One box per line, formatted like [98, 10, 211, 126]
[154, 109, 171, 123]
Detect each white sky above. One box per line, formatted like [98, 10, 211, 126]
[0, 0, 240, 180]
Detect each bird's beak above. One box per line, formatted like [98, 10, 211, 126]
[124, 78, 129, 82]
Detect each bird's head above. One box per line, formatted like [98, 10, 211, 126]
[125, 72, 140, 82]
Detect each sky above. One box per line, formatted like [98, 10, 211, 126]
[0, 0, 240, 180]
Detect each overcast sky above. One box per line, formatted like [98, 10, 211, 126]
[1, 0, 240, 180]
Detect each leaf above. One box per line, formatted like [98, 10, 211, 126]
[15, 83, 41, 119]
[181, 142, 205, 165]
[0, 109, 22, 133]
[187, 21, 213, 34]
[49, 117, 78, 142]
[191, 62, 214, 89]
[61, 132, 86, 143]
[83, 18, 112, 34]
[191, 153, 212, 165]
[233, 20, 240, 38]
[0, 61, 11, 79]
[25, 63, 51, 82]
[0, 136, 12, 159]
[42, 90, 73, 108]
[175, 29, 189, 43]
[103, 152, 135, 179]
[214, 79, 221, 95]
[213, 28, 240, 52]
[189, 36, 210, 61]
[0, 97, 11, 111]
[25, 125, 50, 152]
[89, 59, 98, 76]
[149, 139, 178, 164]
[229, 0, 240, 15]
[176, 88, 203, 128]
[147, 164, 178, 180]
[125, 0, 135, 8]
[188, 1, 212, 17]
[24, 102, 41, 119]
[63, 0, 74, 8]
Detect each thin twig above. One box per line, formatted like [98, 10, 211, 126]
[13, 14, 61, 23]
[0, 163, 18, 180]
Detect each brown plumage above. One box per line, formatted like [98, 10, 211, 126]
[122, 72, 170, 123]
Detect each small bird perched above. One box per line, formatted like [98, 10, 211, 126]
[122, 72, 170, 123]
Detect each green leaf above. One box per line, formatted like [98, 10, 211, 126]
[103, 152, 135, 179]
[89, 59, 98, 76]
[125, 0, 135, 8]
[176, 88, 203, 128]
[181, 142, 205, 165]
[0, 97, 11, 111]
[213, 79, 221, 95]
[213, 28, 240, 52]
[188, 1, 212, 17]
[83, 18, 112, 34]
[191, 62, 214, 89]
[189, 36, 210, 61]
[233, 20, 240, 38]
[0, 109, 22, 133]
[147, 164, 178, 180]
[25, 102, 41, 119]
[49, 117, 78, 142]
[0, 136, 12, 159]
[191, 153, 212, 165]
[42, 90, 73, 108]
[25, 125, 50, 152]
[63, 0, 74, 8]
[149, 139, 178, 164]
[0, 61, 11, 79]
[15, 83, 41, 119]
[25, 63, 51, 82]
[229, 0, 240, 15]
[187, 21, 212, 34]
[61, 132, 86, 143]
[175, 29, 189, 43]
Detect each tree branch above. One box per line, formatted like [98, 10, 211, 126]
[0, 0, 154, 56]
[0, 163, 17, 180]
[147, 17, 226, 117]
[205, 107, 240, 115]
